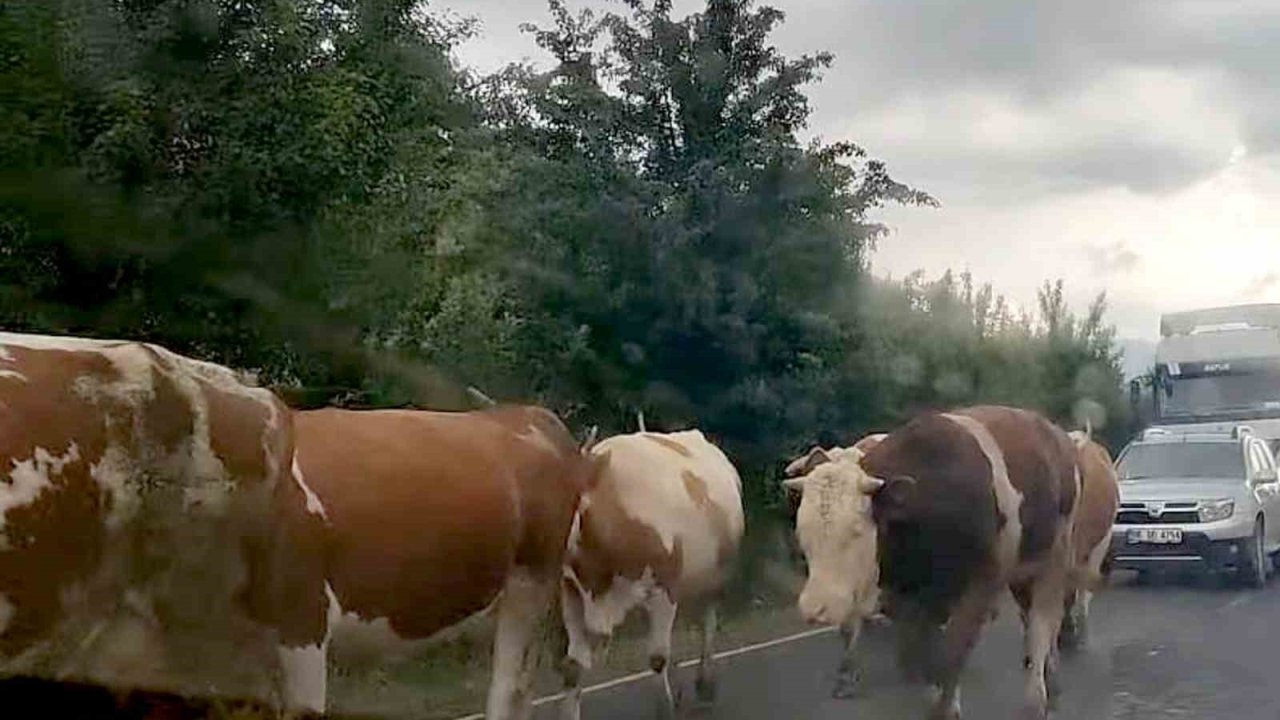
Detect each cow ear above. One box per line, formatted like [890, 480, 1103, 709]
[785, 446, 831, 477]
[874, 475, 916, 517]
[782, 476, 806, 493]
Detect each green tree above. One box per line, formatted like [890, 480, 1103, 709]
[0, 0, 481, 402]
[478, 0, 935, 479]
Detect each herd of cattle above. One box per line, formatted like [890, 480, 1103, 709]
[0, 331, 1120, 719]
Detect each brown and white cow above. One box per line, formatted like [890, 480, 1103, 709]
[560, 430, 745, 720]
[0, 332, 326, 711]
[786, 406, 1080, 720]
[292, 404, 597, 720]
[1058, 427, 1119, 650]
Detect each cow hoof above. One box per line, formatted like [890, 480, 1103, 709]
[561, 658, 583, 687]
[1058, 630, 1081, 652]
[1019, 702, 1049, 720]
[694, 675, 717, 704]
[831, 683, 861, 700]
[831, 671, 864, 700]
[928, 703, 961, 720]
[654, 696, 678, 720]
[1059, 610, 1088, 652]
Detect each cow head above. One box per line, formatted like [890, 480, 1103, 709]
[784, 453, 887, 627]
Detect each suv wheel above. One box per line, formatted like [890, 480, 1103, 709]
[1239, 519, 1268, 589]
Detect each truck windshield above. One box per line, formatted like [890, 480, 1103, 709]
[1117, 442, 1246, 480]
[1160, 372, 1280, 418]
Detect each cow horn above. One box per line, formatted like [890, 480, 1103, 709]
[467, 386, 497, 408]
[785, 446, 832, 477]
[581, 424, 600, 452]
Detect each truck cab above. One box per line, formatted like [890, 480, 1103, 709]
[1147, 304, 1280, 452]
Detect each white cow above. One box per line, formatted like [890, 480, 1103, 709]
[560, 430, 745, 720]
[782, 433, 889, 698]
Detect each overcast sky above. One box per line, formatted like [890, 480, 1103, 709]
[440, 0, 1280, 345]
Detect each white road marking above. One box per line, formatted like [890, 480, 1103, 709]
[449, 625, 838, 720]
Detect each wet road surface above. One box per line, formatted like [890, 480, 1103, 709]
[531, 572, 1280, 720]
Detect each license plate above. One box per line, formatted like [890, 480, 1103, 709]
[1128, 528, 1183, 544]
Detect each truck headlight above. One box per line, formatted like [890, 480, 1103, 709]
[1198, 499, 1234, 523]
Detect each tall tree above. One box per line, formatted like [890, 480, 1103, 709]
[482, 0, 935, 476]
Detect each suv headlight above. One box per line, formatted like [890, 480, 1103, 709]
[1198, 499, 1235, 523]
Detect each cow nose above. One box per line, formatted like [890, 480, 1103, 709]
[798, 593, 830, 625]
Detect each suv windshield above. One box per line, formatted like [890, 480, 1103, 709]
[1117, 442, 1245, 481]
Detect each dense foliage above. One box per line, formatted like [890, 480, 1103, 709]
[0, 0, 1132, 515]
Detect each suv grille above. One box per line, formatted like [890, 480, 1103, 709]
[1116, 502, 1202, 525]
[1116, 510, 1200, 525]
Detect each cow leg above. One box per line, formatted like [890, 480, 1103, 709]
[891, 597, 937, 685]
[831, 616, 866, 699]
[694, 604, 719, 704]
[928, 578, 1000, 720]
[487, 568, 555, 720]
[645, 591, 679, 720]
[558, 583, 588, 720]
[1013, 579, 1061, 713]
[276, 639, 327, 715]
[275, 583, 339, 714]
[559, 581, 611, 720]
[1065, 534, 1110, 650]
[1018, 563, 1071, 720]
[1058, 588, 1084, 652]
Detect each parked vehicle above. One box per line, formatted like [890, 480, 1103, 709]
[1109, 425, 1280, 587]
[1143, 304, 1280, 452]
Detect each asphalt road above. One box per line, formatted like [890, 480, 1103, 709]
[531, 571, 1280, 720]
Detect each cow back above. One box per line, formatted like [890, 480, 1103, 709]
[572, 431, 744, 603]
[478, 406, 588, 574]
[0, 333, 310, 700]
[1072, 437, 1120, 567]
[956, 406, 1080, 564]
[861, 406, 1079, 614]
[295, 405, 582, 640]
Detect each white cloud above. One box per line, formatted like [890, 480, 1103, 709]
[871, 152, 1280, 340]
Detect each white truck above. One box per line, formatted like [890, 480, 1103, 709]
[1146, 303, 1280, 452]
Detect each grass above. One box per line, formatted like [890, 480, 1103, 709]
[327, 557, 810, 720]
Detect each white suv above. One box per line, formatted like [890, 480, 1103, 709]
[1108, 426, 1280, 587]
